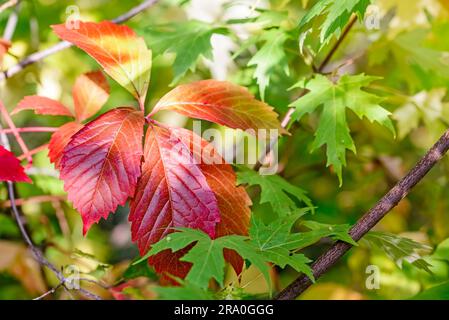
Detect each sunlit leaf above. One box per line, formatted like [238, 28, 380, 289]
[52, 21, 152, 105]
[72, 71, 110, 122]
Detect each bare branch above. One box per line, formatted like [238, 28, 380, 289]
[276, 128, 449, 299]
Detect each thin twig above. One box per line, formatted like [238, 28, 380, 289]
[0, 127, 58, 134]
[3, 164, 102, 300]
[276, 128, 449, 299]
[316, 15, 357, 73]
[0, 100, 32, 164]
[33, 283, 64, 300]
[0, 0, 159, 82]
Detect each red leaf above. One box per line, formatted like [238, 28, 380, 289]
[48, 122, 82, 169]
[52, 21, 152, 104]
[0, 146, 32, 183]
[141, 128, 251, 281]
[151, 80, 285, 133]
[13, 96, 74, 117]
[73, 71, 110, 122]
[60, 107, 144, 234]
[129, 125, 221, 257]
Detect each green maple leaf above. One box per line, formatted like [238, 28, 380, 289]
[298, 0, 371, 49]
[363, 231, 433, 273]
[247, 29, 290, 100]
[139, 225, 315, 290]
[249, 215, 356, 253]
[249, 214, 314, 279]
[250, 214, 301, 251]
[141, 21, 227, 84]
[290, 74, 395, 184]
[139, 228, 272, 289]
[236, 167, 314, 216]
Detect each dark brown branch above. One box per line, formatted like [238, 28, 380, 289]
[276, 128, 449, 300]
[0, 0, 159, 82]
[316, 15, 357, 73]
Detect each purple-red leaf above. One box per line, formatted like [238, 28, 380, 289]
[60, 107, 144, 234]
[0, 146, 32, 183]
[13, 96, 74, 117]
[129, 124, 221, 257]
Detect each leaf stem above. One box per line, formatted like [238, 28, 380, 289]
[0, 100, 33, 165]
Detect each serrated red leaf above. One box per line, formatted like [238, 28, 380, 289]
[13, 96, 74, 117]
[129, 125, 221, 258]
[60, 107, 144, 234]
[151, 80, 285, 133]
[52, 21, 152, 104]
[0, 146, 32, 183]
[73, 71, 110, 122]
[141, 128, 251, 281]
[48, 122, 82, 169]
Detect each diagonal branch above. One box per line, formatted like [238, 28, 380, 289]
[0, 0, 159, 82]
[276, 128, 449, 300]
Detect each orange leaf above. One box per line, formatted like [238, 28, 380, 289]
[73, 71, 110, 122]
[13, 96, 74, 117]
[60, 107, 144, 234]
[48, 122, 82, 169]
[52, 21, 152, 105]
[151, 80, 285, 133]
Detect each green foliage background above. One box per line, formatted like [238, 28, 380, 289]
[1, 0, 449, 300]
